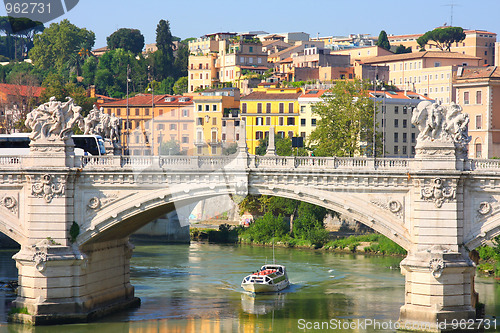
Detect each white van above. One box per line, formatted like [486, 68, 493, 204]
[0, 134, 106, 156]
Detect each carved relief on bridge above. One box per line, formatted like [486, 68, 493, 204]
[370, 198, 404, 219]
[87, 193, 119, 211]
[0, 194, 18, 215]
[420, 178, 456, 208]
[29, 174, 65, 203]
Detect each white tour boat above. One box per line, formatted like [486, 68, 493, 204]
[241, 264, 289, 293]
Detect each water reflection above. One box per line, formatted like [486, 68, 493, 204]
[1, 244, 500, 332]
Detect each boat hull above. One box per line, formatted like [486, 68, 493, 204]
[241, 279, 289, 293]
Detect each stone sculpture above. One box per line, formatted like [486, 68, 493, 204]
[25, 97, 83, 141]
[81, 105, 121, 145]
[411, 101, 471, 156]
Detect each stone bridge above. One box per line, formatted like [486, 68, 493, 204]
[1, 102, 499, 331]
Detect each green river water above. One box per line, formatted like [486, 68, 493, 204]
[0, 243, 499, 332]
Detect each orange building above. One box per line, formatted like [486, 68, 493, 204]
[101, 94, 195, 156]
[454, 66, 500, 158]
[0, 83, 44, 133]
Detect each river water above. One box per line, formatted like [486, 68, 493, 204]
[1, 243, 499, 332]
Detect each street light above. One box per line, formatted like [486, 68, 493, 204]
[126, 64, 131, 155]
[148, 65, 155, 156]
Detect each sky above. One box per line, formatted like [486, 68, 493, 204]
[1, 0, 499, 48]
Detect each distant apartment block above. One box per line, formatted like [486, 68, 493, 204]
[388, 29, 497, 65]
[101, 94, 195, 156]
[362, 51, 481, 103]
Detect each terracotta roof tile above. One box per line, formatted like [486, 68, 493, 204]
[362, 51, 481, 64]
[0, 83, 44, 98]
[101, 94, 193, 107]
[456, 66, 500, 79]
[241, 91, 302, 100]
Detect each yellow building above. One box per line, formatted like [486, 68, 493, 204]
[240, 87, 302, 154]
[193, 88, 240, 155]
[330, 45, 393, 65]
[362, 51, 481, 103]
[188, 54, 217, 92]
[388, 29, 497, 65]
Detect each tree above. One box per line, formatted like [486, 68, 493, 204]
[255, 135, 308, 156]
[40, 73, 95, 114]
[107, 28, 145, 54]
[173, 76, 188, 95]
[417, 27, 466, 51]
[154, 20, 175, 81]
[173, 43, 189, 78]
[159, 138, 181, 155]
[376, 30, 391, 51]
[395, 44, 412, 54]
[309, 79, 378, 157]
[29, 19, 95, 72]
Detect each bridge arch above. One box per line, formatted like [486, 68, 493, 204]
[465, 211, 500, 250]
[78, 184, 411, 250]
[0, 210, 26, 245]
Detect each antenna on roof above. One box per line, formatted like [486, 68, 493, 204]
[444, 1, 459, 27]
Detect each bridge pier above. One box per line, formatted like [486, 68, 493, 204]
[11, 238, 139, 324]
[399, 250, 476, 331]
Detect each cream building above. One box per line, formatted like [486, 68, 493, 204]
[454, 66, 500, 158]
[388, 29, 497, 65]
[362, 51, 481, 103]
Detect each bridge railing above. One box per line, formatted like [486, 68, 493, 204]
[253, 156, 411, 171]
[469, 159, 500, 171]
[0, 155, 24, 167]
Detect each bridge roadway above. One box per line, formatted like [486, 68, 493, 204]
[1, 144, 500, 330]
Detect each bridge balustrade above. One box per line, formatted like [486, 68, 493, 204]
[469, 159, 500, 171]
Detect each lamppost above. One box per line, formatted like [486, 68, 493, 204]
[126, 64, 130, 155]
[372, 69, 378, 158]
[382, 86, 386, 158]
[148, 65, 155, 156]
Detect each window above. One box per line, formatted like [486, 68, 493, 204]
[394, 146, 398, 155]
[434, 62, 441, 67]
[394, 106, 399, 114]
[249, 46, 253, 53]
[170, 124, 176, 130]
[411, 133, 416, 143]
[403, 119, 407, 128]
[311, 119, 317, 126]
[287, 117, 295, 125]
[476, 115, 482, 129]
[170, 110, 175, 117]
[182, 136, 189, 144]
[266, 103, 271, 113]
[197, 117, 204, 125]
[212, 104, 217, 111]
[199, 74, 202, 79]
[205, 105, 210, 111]
[257, 103, 262, 113]
[212, 118, 217, 126]
[256, 117, 263, 126]
[403, 133, 407, 143]
[278, 117, 284, 126]
[476, 91, 482, 104]
[117, 108, 121, 116]
[288, 103, 294, 113]
[402, 146, 407, 155]
[300, 119, 306, 126]
[394, 119, 399, 128]
[134, 108, 139, 116]
[277, 131, 285, 138]
[222, 120, 226, 127]
[221, 133, 226, 141]
[475, 143, 482, 158]
[279, 103, 284, 113]
[403, 106, 408, 115]
[198, 105, 202, 111]
[464, 92, 470, 105]
[301, 132, 306, 138]
[266, 117, 271, 125]
[183, 124, 188, 130]
[157, 124, 164, 130]
[288, 131, 294, 138]
[394, 133, 399, 143]
[242, 103, 247, 113]
[255, 131, 264, 140]
[183, 109, 189, 117]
